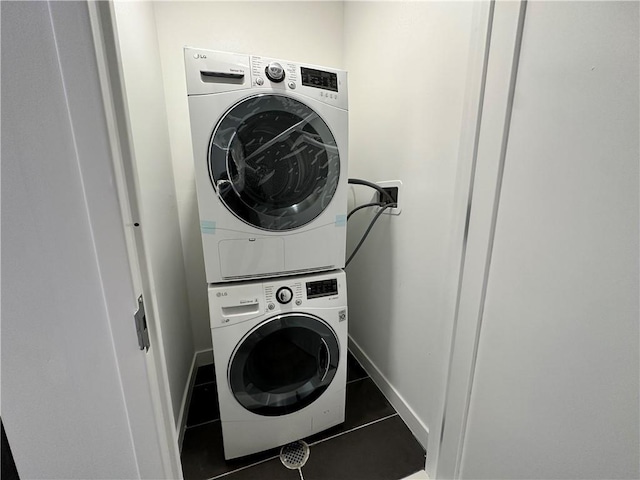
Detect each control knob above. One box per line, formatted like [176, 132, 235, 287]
[265, 62, 285, 83]
[275, 286, 293, 304]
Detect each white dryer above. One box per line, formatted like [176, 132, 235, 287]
[208, 270, 348, 459]
[184, 48, 349, 283]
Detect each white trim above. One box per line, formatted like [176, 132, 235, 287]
[434, 1, 495, 478]
[177, 349, 215, 449]
[177, 352, 198, 450]
[348, 337, 429, 449]
[436, 2, 528, 478]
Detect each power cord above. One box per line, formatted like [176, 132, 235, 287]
[347, 201, 385, 220]
[348, 178, 395, 204]
[345, 178, 398, 267]
[346, 203, 396, 267]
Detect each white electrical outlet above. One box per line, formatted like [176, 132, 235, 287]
[375, 180, 402, 215]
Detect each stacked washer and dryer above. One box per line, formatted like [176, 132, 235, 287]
[184, 48, 349, 459]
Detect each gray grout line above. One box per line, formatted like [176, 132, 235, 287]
[194, 380, 217, 387]
[207, 453, 282, 480]
[186, 418, 220, 429]
[346, 375, 369, 385]
[203, 413, 399, 480]
[307, 413, 399, 447]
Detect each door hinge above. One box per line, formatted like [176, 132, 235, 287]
[134, 295, 150, 352]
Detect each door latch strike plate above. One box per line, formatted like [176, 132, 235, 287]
[134, 295, 150, 351]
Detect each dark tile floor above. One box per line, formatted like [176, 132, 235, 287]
[181, 352, 425, 480]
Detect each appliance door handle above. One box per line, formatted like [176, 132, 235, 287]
[200, 70, 245, 80]
[317, 338, 330, 382]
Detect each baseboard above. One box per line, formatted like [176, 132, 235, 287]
[177, 348, 214, 450]
[348, 336, 429, 450]
[195, 348, 214, 367]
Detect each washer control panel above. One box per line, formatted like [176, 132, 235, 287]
[265, 281, 303, 308]
[306, 278, 338, 299]
[275, 286, 293, 304]
[209, 270, 346, 328]
[263, 272, 342, 309]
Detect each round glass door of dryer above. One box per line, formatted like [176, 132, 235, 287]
[208, 94, 340, 231]
[228, 313, 340, 416]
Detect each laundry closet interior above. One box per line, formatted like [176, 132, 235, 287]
[73, 1, 638, 479]
[99, 2, 473, 478]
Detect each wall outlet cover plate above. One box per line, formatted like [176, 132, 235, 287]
[376, 180, 402, 215]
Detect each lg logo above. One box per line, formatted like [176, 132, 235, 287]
[216, 292, 228, 297]
[193, 53, 207, 59]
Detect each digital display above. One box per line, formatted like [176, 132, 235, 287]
[306, 279, 338, 299]
[301, 67, 338, 92]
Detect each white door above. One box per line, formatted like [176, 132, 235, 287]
[1, 2, 180, 478]
[439, 1, 639, 478]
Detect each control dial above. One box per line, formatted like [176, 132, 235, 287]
[265, 62, 285, 83]
[275, 286, 293, 304]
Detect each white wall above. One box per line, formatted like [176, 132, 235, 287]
[342, 1, 475, 473]
[152, 1, 345, 352]
[1, 2, 153, 477]
[459, 2, 639, 478]
[112, 1, 194, 426]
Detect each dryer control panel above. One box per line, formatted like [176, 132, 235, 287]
[250, 55, 348, 110]
[184, 47, 348, 109]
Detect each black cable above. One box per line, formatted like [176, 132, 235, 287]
[345, 203, 397, 267]
[347, 201, 386, 220]
[348, 178, 395, 204]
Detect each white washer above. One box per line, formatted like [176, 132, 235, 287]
[184, 48, 349, 283]
[208, 270, 348, 459]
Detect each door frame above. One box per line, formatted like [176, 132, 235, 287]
[436, 1, 528, 478]
[85, 1, 528, 477]
[87, 2, 183, 478]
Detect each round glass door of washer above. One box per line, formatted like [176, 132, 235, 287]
[208, 94, 340, 231]
[228, 313, 340, 416]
